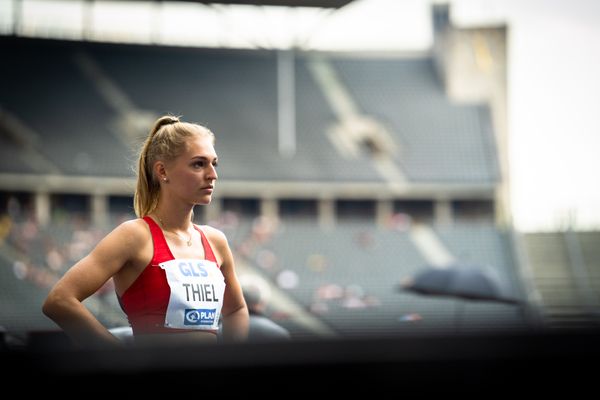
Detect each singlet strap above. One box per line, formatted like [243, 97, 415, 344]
[195, 225, 219, 266]
[142, 216, 175, 263]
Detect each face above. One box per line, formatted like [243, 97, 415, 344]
[159, 135, 218, 206]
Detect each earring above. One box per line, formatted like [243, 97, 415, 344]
[163, 177, 168, 182]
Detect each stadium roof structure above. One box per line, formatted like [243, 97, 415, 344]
[3, 0, 432, 53]
[141, 0, 354, 7]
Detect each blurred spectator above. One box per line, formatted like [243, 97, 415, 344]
[0, 214, 11, 243]
[276, 269, 299, 290]
[388, 212, 412, 231]
[243, 284, 291, 342]
[251, 215, 279, 243]
[306, 253, 328, 272]
[255, 248, 278, 271]
[354, 230, 375, 250]
[6, 195, 23, 221]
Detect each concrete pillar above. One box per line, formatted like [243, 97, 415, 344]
[434, 198, 453, 226]
[35, 192, 50, 227]
[376, 198, 394, 228]
[318, 198, 335, 230]
[260, 198, 279, 220]
[91, 193, 108, 228]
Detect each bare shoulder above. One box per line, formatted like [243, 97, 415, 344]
[198, 224, 229, 249]
[197, 225, 234, 271]
[107, 218, 151, 246]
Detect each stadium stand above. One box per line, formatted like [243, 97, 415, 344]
[332, 56, 498, 183]
[239, 217, 529, 338]
[0, 36, 497, 186]
[0, 39, 130, 177]
[524, 231, 600, 329]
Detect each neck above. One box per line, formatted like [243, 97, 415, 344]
[152, 205, 195, 231]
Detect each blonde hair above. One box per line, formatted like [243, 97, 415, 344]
[134, 115, 215, 217]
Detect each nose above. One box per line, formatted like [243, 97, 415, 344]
[208, 164, 218, 181]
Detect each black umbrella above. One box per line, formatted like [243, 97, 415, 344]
[401, 265, 520, 305]
[399, 264, 521, 332]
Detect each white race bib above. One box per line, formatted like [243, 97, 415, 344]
[159, 259, 226, 330]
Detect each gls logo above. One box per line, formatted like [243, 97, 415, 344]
[178, 261, 209, 278]
[184, 308, 217, 326]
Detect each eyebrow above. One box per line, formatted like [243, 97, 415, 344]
[190, 156, 218, 162]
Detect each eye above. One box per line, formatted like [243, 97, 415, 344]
[192, 161, 205, 168]
[212, 161, 219, 168]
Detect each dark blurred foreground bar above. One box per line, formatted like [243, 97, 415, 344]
[3, 329, 599, 394]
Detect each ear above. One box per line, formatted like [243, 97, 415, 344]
[153, 160, 168, 182]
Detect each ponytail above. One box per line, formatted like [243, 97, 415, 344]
[134, 116, 179, 217]
[133, 115, 214, 217]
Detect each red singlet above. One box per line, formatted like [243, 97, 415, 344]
[118, 216, 219, 335]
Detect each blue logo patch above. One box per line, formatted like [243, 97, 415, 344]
[184, 308, 216, 326]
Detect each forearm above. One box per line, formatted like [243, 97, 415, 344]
[220, 306, 249, 343]
[43, 296, 121, 348]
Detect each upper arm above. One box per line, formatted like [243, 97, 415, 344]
[204, 226, 246, 315]
[49, 220, 145, 302]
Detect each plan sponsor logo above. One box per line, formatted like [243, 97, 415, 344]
[184, 308, 217, 326]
